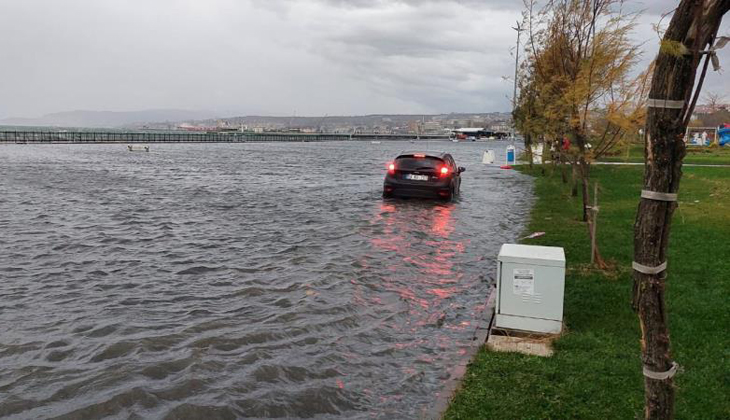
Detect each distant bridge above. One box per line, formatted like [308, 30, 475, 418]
[0, 130, 449, 144]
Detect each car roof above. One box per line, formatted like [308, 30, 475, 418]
[396, 150, 449, 158]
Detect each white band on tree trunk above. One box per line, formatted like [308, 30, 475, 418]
[641, 190, 678, 202]
[646, 99, 685, 109]
[632, 261, 668, 275]
[643, 362, 679, 381]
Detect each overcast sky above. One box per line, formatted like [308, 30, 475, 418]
[0, 0, 728, 118]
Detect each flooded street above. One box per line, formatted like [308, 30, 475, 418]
[0, 141, 532, 419]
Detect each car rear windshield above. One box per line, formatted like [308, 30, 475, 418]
[395, 156, 444, 170]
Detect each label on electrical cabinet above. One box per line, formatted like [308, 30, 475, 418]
[513, 268, 535, 295]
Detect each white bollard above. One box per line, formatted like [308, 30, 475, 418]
[482, 150, 495, 164]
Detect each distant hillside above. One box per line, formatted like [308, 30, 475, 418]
[0, 109, 219, 128]
[190, 112, 512, 129]
[0, 110, 512, 130]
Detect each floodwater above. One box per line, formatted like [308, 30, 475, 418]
[0, 141, 532, 419]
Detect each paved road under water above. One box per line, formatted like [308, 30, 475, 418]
[0, 141, 532, 419]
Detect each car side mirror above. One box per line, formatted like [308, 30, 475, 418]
[458, 167, 466, 173]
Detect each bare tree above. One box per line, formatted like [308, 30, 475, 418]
[633, 1, 729, 419]
[703, 91, 726, 111]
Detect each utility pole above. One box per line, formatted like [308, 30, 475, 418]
[511, 21, 523, 141]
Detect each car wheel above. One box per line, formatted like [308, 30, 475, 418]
[440, 187, 453, 201]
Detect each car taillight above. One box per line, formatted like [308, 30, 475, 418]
[440, 166, 449, 177]
[388, 163, 396, 175]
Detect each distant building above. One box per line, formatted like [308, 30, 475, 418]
[408, 121, 420, 134]
[423, 121, 443, 133]
[694, 103, 729, 114]
[490, 123, 512, 132]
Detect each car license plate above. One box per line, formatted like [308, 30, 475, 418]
[406, 174, 429, 181]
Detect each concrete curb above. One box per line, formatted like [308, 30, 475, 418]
[423, 287, 497, 420]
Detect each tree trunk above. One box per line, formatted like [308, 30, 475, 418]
[559, 146, 569, 184]
[570, 162, 579, 197]
[633, 1, 729, 419]
[579, 156, 590, 222]
[572, 128, 590, 222]
[525, 133, 534, 169]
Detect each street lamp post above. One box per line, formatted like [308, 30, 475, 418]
[511, 21, 523, 142]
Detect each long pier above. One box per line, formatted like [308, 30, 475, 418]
[0, 130, 449, 144]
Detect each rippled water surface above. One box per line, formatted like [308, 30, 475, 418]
[0, 141, 532, 419]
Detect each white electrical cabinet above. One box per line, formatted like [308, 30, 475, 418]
[495, 244, 566, 334]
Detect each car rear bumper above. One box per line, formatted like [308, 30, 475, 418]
[384, 180, 451, 198]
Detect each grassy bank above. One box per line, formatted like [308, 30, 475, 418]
[600, 143, 730, 165]
[445, 165, 730, 419]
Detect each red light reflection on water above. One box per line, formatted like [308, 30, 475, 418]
[367, 201, 467, 316]
[348, 199, 484, 416]
[430, 204, 453, 238]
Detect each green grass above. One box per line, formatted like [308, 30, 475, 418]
[600, 143, 730, 165]
[445, 165, 730, 419]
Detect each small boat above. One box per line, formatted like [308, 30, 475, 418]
[371, 141, 381, 144]
[128, 145, 150, 152]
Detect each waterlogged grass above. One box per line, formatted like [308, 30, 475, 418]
[445, 165, 730, 419]
[601, 143, 730, 165]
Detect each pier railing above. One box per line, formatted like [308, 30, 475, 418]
[0, 130, 448, 144]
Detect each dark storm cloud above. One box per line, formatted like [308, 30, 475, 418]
[0, 0, 726, 119]
[248, 0, 523, 113]
[255, 0, 521, 10]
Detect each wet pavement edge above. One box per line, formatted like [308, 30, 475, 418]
[424, 286, 497, 420]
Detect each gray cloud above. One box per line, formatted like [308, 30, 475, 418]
[0, 0, 727, 119]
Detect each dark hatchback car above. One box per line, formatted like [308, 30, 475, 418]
[383, 151, 465, 200]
